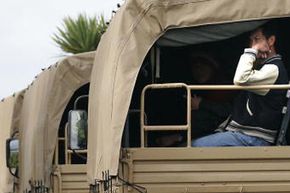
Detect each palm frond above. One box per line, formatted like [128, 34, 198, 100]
[52, 13, 108, 54]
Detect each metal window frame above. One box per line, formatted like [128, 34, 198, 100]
[140, 83, 290, 148]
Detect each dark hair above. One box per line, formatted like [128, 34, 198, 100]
[259, 20, 281, 51]
[260, 21, 279, 39]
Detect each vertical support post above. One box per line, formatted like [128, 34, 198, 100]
[140, 87, 145, 148]
[64, 123, 69, 164]
[187, 87, 191, 147]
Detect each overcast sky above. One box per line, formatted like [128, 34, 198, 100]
[0, 0, 120, 99]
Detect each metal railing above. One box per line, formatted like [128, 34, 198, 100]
[55, 123, 88, 165]
[140, 83, 290, 148]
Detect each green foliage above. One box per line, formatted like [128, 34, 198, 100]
[52, 14, 107, 54]
[9, 152, 19, 168]
[76, 114, 88, 148]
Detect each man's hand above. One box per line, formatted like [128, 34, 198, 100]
[191, 95, 202, 110]
[250, 29, 271, 59]
[252, 42, 270, 59]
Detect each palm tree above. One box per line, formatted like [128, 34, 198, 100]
[52, 14, 107, 54]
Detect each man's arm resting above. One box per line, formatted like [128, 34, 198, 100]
[233, 48, 278, 86]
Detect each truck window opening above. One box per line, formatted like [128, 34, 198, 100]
[55, 83, 89, 165]
[123, 18, 290, 148]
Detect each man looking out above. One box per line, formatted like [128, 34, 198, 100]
[192, 22, 289, 147]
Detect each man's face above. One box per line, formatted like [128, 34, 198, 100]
[249, 29, 271, 58]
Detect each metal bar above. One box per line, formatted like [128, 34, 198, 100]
[143, 83, 187, 90]
[188, 84, 290, 90]
[144, 83, 290, 90]
[140, 86, 146, 147]
[64, 123, 68, 164]
[140, 83, 290, 148]
[68, 153, 71, 164]
[140, 83, 189, 147]
[67, 149, 87, 153]
[144, 125, 189, 131]
[186, 87, 191, 148]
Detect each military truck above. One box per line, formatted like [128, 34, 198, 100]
[86, 0, 290, 193]
[4, 52, 95, 193]
[4, 0, 290, 193]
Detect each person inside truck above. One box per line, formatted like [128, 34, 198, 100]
[192, 22, 289, 147]
[155, 54, 233, 146]
[189, 54, 233, 139]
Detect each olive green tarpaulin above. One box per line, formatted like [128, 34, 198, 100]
[18, 52, 95, 192]
[87, 0, 290, 183]
[0, 91, 24, 193]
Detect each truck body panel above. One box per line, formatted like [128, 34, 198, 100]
[120, 147, 290, 193]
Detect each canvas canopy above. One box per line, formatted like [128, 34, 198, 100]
[18, 52, 95, 192]
[0, 91, 24, 193]
[87, 0, 290, 183]
[156, 20, 265, 47]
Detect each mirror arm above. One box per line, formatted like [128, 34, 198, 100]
[9, 167, 19, 178]
[73, 95, 88, 110]
[11, 131, 19, 138]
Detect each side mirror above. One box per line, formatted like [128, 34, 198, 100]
[68, 110, 88, 150]
[6, 138, 19, 177]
